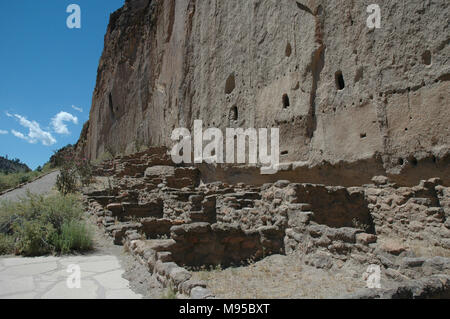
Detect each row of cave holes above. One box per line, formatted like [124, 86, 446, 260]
[226, 49, 432, 111]
[228, 67, 419, 122]
[333, 50, 432, 91]
[229, 80, 335, 121]
[225, 48, 433, 121]
[228, 95, 289, 123]
[228, 97, 289, 123]
[336, 50, 432, 90]
[397, 156, 438, 167]
[286, 40, 346, 92]
[397, 157, 418, 167]
[226, 71, 335, 115]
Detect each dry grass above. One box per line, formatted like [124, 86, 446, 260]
[191, 253, 366, 299]
[82, 176, 110, 192]
[377, 236, 450, 258]
[407, 240, 450, 258]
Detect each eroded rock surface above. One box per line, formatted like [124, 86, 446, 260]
[78, 0, 450, 186]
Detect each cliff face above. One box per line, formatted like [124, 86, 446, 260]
[80, 0, 450, 185]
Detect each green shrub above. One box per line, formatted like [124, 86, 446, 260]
[41, 162, 53, 173]
[0, 180, 7, 193]
[14, 220, 55, 256]
[19, 175, 30, 184]
[52, 221, 93, 254]
[162, 284, 177, 299]
[56, 165, 78, 195]
[0, 193, 93, 256]
[55, 150, 94, 194]
[0, 234, 15, 255]
[39, 194, 84, 229]
[77, 161, 93, 187]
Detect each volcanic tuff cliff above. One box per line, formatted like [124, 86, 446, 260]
[78, 0, 450, 186]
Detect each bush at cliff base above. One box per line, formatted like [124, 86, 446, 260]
[0, 193, 93, 256]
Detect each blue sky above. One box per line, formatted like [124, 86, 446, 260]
[0, 0, 124, 169]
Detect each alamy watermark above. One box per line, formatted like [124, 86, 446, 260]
[66, 264, 81, 289]
[367, 4, 381, 29]
[363, 264, 381, 289]
[65, 3, 380, 29]
[65, 4, 381, 30]
[170, 120, 280, 174]
[66, 4, 81, 29]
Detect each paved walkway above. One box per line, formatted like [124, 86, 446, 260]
[0, 255, 142, 299]
[0, 171, 144, 299]
[0, 171, 59, 202]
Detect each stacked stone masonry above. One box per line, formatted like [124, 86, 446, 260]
[85, 148, 450, 298]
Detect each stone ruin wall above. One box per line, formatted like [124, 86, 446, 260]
[84, 148, 450, 298]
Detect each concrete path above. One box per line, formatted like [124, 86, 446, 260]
[0, 171, 145, 299]
[0, 171, 59, 202]
[0, 255, 143, 299]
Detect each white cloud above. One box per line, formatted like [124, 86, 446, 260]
[11, 130, 26, 139]
[10, 114, 57, 146]
[71, 105, 83, 113]
[0, 129, 8, 135]
[51, 111, 78, 135]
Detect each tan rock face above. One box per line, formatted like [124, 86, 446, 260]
[79, 0, 450, 186]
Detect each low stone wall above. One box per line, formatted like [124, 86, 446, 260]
[107, 198, 163, 220]
[169, 222, 284, 267]
[125, 238, 214, 299]
[84, 150, 450, 299]
[366, 177, 450, 249]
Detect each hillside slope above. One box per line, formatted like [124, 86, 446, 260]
[0, 156, 30, 174]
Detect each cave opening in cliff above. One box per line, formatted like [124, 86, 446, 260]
[422, 50, 432, 66]
[335, 71, 345, 90]
[108, 92, 115, 118]
[285, 43, 292, 57]
[229, 106, 238, 122]
[282, 94, 290, 108]
[316, 5, 323, 16]
[225, 73, 236, 94]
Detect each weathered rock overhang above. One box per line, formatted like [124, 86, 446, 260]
[197, 150, 450, 187]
